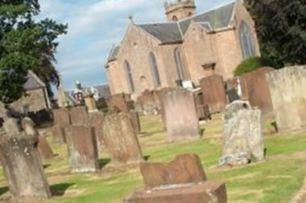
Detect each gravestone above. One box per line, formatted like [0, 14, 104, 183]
[65, 125, 99, 172]
[84, 94, 98, 113]
[0, 118, 51, 199]
[162, 89, 200, 141]
[69, 106, 89, 126]
[199, 75, 227, 113]
[52, 108, 70, 143]
[103, 112, 143, 165]
[38, 130, 55, 159]
[267, 66, 306, 131]
[220, 100, 264, 166]
[239, 67, 274, 117]
[89, 112, 105, 150]
[125, 154, 227, 203]
[140, 154, 206, 188]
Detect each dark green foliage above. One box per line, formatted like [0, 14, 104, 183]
[0, 0, 67, 104]
[234, 57, 274, 76]
[245, 0, 306, 67]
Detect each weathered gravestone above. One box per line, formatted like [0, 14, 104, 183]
[103, 112, 143, 165]
[65, 126, 99, 172]
[140, 154, 207, 188]
[21, 118, 54, 160]
[52, 108, 71, 143]
[0, 118, 51, 199]
[38, 130, 55, 159]
[199, 75, 227, 113]
[84, 94, 98, 113]
[220, 100, 264, 166]
[125, 154, 227, 203]
[89, 112, 105, 151]
[267, 66, 306, 131]
[162, 89, 200, 141]
[69, 106, 89, 126]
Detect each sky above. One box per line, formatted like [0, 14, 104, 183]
[38, 0, 233, 90]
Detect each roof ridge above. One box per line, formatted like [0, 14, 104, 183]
[138, 21, 178, 26]
[178, 1, 236, 23]
[28, 71, 46, 87]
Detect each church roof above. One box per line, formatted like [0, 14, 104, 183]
[106, 1, 236, 63]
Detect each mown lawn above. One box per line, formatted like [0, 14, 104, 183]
[0, 114, 306, 203]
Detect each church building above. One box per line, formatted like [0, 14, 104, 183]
[105, 0, 260, 99]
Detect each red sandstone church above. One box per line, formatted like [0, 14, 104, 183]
[105, 0, 260, 99]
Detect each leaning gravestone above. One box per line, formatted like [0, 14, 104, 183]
[267, 66, 306, 131]
[65, 125, 99, 173]
[125, 154, 227, 203]
[103, 112, 143, 165]
[162, 89, 200, 141]
[220, 100, 264, 166]
[0, 118, 51, 199]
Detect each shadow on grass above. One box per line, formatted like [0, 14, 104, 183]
[99, 158, 111, 169]
[51, 183, 75, 196]
[0, 187, 9, 196]
[144, 155, 150, 161]
[43, 164, 51, 169]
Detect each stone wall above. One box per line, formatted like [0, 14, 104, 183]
[267, 66, 306, 131]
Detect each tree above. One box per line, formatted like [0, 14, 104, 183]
[0, 0, 67, 104]
[244, 0, 306, 67]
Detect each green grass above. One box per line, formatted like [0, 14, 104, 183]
[0, 114, 306, 203]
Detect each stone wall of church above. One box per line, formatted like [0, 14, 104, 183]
[182, 22, 217, 85]
[106, 24, 183, 98]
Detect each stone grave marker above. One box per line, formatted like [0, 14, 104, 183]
[103, 112, 143, 165]
[162, 89, 200, 141]
[220, 100, 264, 166]
[69, 106, 89, 126]
[0, 118, 51, 199]
[65, 125, 99, 172]
[125, 154, 227, 203]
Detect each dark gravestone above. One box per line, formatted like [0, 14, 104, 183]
[65, 125, 99, 172]
[103, 112, 143, 165]
[0, 119, 51, 199]
[51, 125, 66, 144]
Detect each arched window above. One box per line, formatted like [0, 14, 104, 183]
[149, 52, 161, 87]
[123, 60, 135, 92]
[239, 22, 255, 59]
[174, 48, 186, 81]
[172, 15, 178, 21]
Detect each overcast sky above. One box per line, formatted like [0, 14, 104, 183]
[39, 0, 233, 90]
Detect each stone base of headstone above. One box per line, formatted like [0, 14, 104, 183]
[0, 119, 51, 199]
[103, 112, 143, 165]
[65, 125, 99, 173]
[124, 181, 227, 203]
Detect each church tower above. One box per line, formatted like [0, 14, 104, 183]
[164, 0, 196, 22]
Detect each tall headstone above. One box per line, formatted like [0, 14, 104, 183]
[89, 112, 105, 150]
[267, 66, 306, 131]
[0, 118, 51, 199]
[38, 130, 55, 159]
[199, 75, 227, 113]
[52, 108, 71, 143]
[103, 112, 143, 165]
[65, 126, 99, 172]
[162, 89, 200, 141]
[125, 154, 227, 203]
[69, 106, 89, 126]
[220, 100, 264, 166]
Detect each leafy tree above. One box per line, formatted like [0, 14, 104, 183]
[234, 57, 275, 76]
[0, 0, 67, 104]
[244, 0, 306, 67]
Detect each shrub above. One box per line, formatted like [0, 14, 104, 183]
[233, 57, 275, 76]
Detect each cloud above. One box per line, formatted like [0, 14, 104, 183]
[39, 0, 233, 90]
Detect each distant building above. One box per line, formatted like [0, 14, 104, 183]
[105, 0, 260, 99]
[10, 71, 51, 113]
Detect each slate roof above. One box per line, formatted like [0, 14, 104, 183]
[106, 1, 236, 63]
[23, 71, 46, 91]
[94, 85, 111, 99]
[138, 22, 183, 43]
